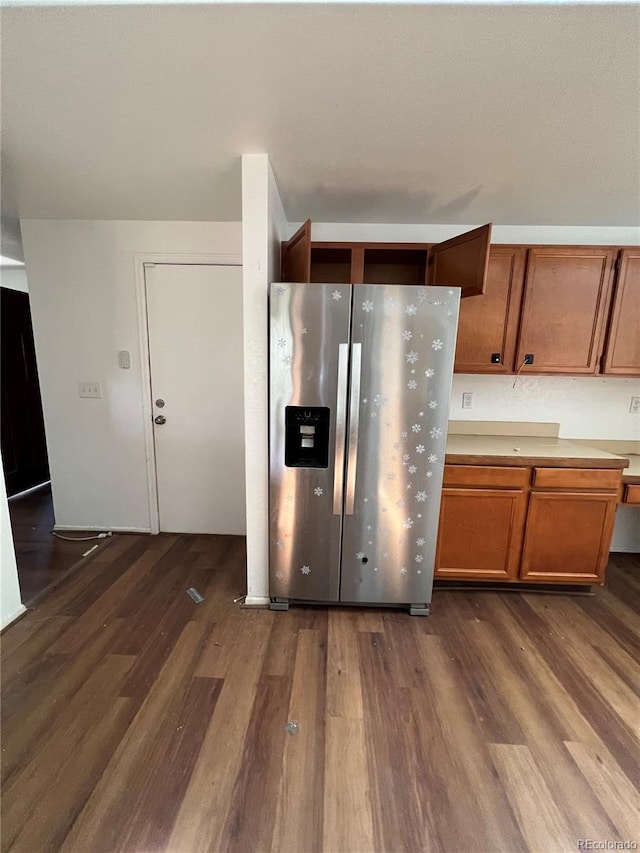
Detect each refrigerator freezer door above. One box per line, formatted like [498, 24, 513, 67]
[270, 282, 352, 602]
[340, 284, 460, 606]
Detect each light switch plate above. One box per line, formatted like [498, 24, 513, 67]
[79, 381, 102, 398]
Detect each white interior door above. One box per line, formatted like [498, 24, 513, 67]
[145, 263, 245, 534]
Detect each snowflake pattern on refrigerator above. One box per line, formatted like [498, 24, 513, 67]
[342, 284, 456, 584]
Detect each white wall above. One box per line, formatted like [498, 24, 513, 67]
[0, 267, 29, 292]
[305, 223, 640, 246]
[20, 220, 241, 531]
[0, 453, 25, 630]
[241, 154, 288, 605]
[450, 375, 640, 442]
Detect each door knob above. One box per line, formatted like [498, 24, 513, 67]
[154, 415, 166, 425]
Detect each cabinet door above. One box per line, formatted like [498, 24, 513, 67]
[520, 491, 617, 583]
[281, 219, 311, 282]
[516, 247, 615, 374]
[454, 246, 526, 373]
[602, 249, 640, 376]
[428, 223, 492, 298]
[435, 487, 527, 580]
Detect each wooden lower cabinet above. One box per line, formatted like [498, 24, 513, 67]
[519, 491, 618, 584]
[435, 463, 622, 585]
[435, 487, 527, 579]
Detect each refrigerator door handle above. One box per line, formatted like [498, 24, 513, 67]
[333, 343, 349, 515]
[345, 342, 362, 516]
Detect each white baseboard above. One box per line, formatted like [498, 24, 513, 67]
[244, 595, 270, 607]
[53, 525, 151, 534]
[1, 604, 27, 631]
[610, 546, 640, 555]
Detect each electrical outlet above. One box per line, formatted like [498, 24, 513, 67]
[524, 354, 534, 365]
[79, 381, 102, 398]
[462, 392, 473, 410]
[630, 397, 640, 414]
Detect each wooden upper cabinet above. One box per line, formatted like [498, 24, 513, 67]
[281, 220, 311, 282]
[602, 249, 640, 376]
[281, 220, 493, 297]
[427, 223, 492, 298]
[454, 246, 526, 373]
[515, 247, 615, 374]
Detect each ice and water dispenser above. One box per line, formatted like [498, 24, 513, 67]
[284, 406, 330, 468]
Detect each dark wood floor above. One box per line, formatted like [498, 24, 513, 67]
[7, 484, 109, 605]
[1, 537, 639, 853]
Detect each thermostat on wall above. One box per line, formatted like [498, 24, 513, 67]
[118, 350, 130, 369]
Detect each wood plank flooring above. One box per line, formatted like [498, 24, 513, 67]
[1, 538, 639, 853]
[7, 484, 108, 605]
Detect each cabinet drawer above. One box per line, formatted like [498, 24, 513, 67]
[443, 465, 530, 488]
[623, 484, 640, 504]
[533, 467, 621, 491]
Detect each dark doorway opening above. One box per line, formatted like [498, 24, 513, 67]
[1, 287, 50, 496]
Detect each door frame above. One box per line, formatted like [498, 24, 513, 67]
[134, 253, 243, 534]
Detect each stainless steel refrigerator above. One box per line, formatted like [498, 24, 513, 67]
[269, 282, 460, 615]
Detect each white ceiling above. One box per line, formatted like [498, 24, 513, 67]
[2, 2, 639, 240]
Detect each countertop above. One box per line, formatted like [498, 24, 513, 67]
[621, 454, 640, 484]
[445, 435, 629, 469]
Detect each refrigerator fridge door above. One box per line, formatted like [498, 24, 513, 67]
[339, 284, 460, 607]
[269, 282, 352, 602]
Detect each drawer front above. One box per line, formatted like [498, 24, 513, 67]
[443, 465, 530, 489]
[533, 467, 622, 491]
[624, 484, 640, 504]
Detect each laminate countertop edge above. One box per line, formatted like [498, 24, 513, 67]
[444, 436, 631, 471]
[444, 452, 629, 470]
